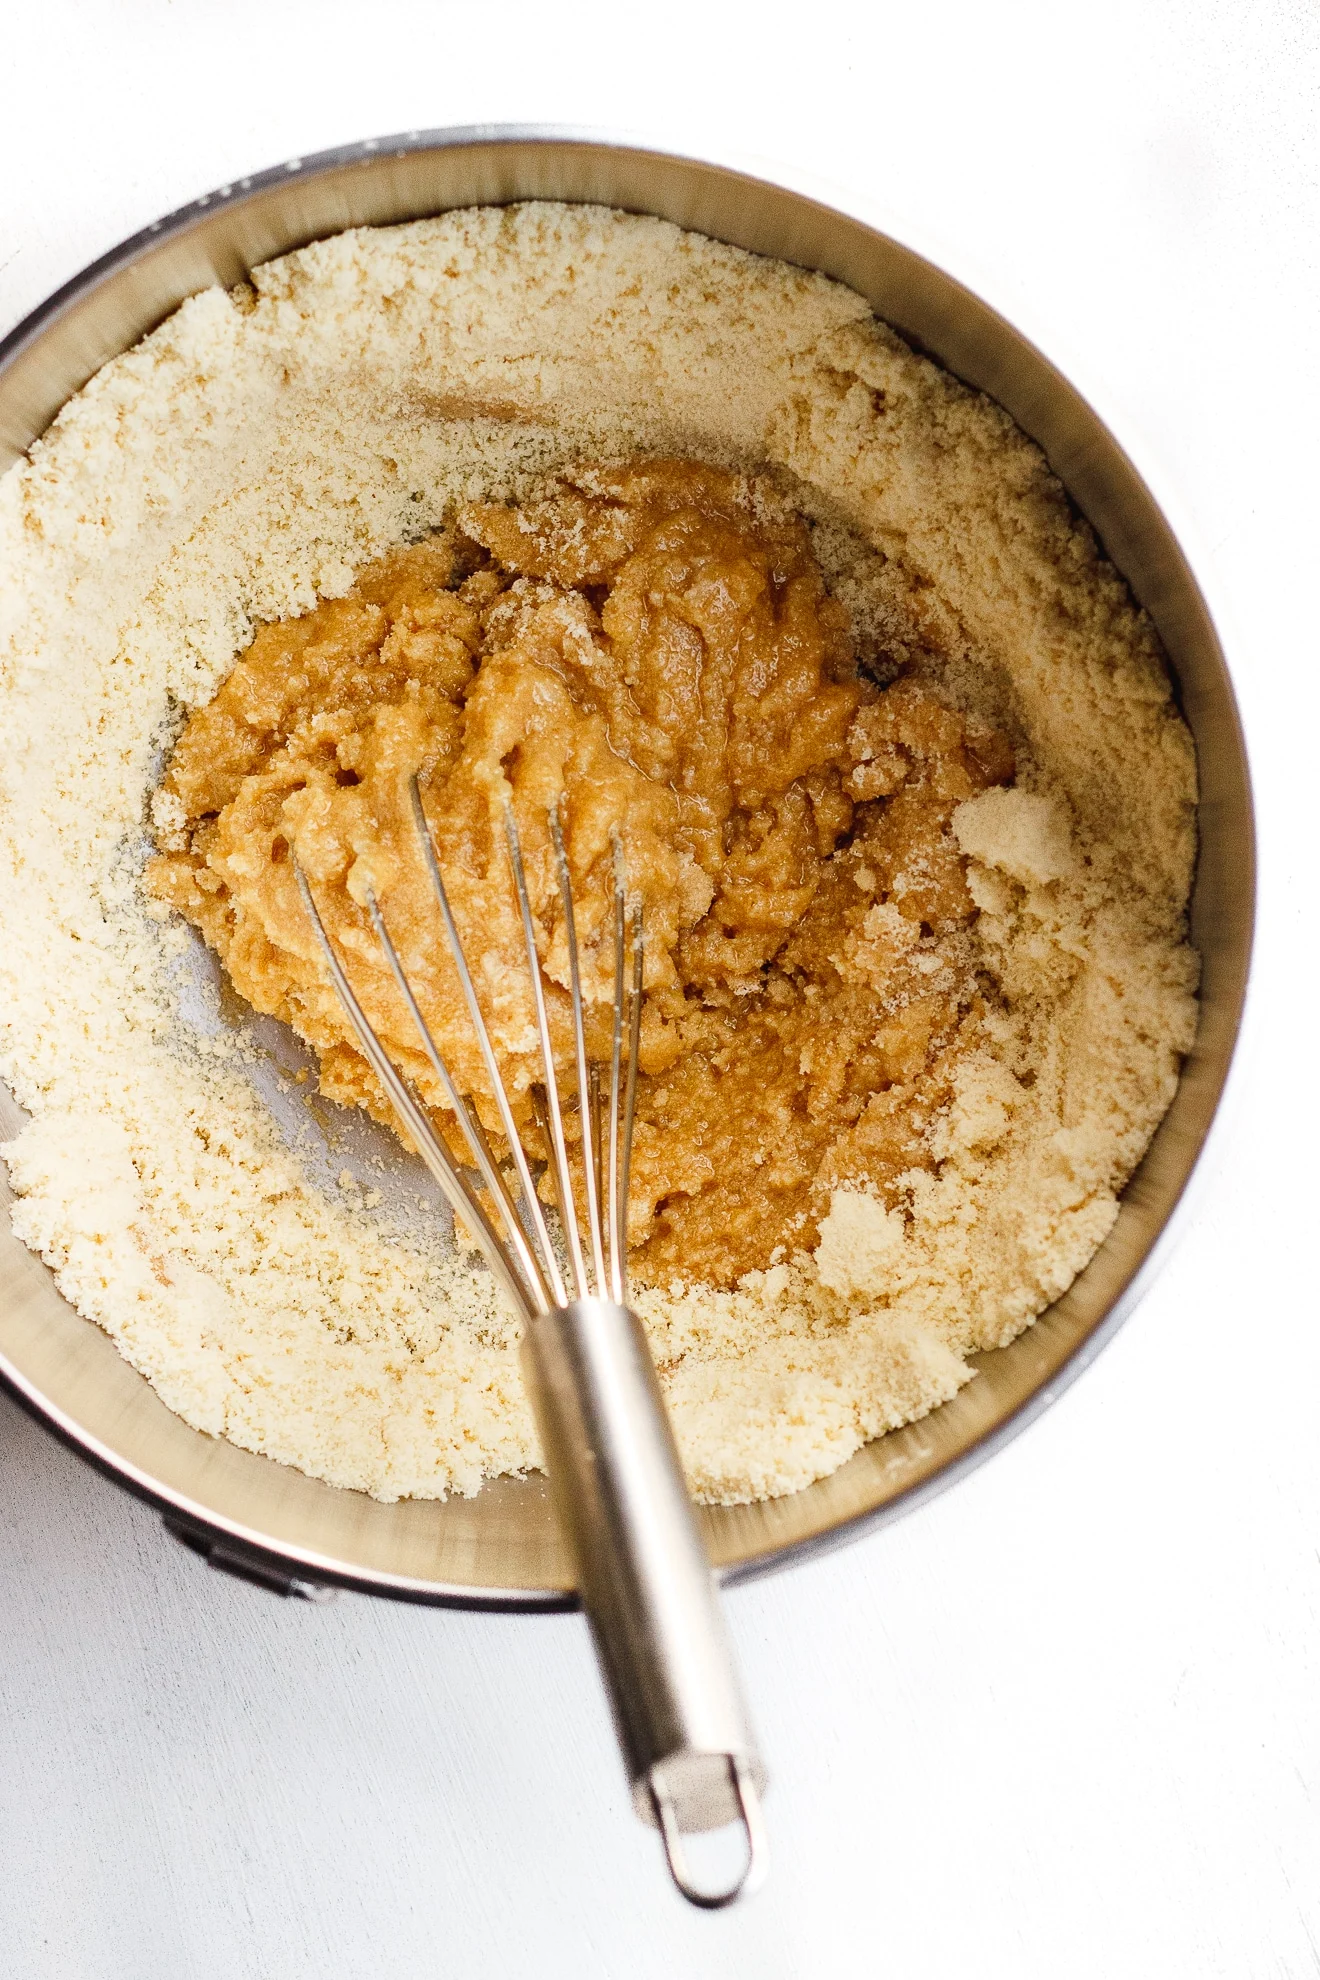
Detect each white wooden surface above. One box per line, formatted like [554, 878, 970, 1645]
[2, 4, 1318, 1974]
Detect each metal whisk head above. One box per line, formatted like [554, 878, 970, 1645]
[294, 774, 643, 1325]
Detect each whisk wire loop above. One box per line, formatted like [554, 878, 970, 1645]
[620, 903, 644, 1278]
[362, 882, 552, 1317]
[408, 778, 565, 1311]
[607, 833, 627, 1304]
[588, 1061, 604, 1267]
[502, 797, 590, 1301]
[549, 801, 609, 1301]
[292, 861, 532, 1322]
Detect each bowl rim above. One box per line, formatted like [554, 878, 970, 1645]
[0, 123, 1256, 1606]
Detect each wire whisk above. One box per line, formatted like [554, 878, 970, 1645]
[295, 774, 766, 1909]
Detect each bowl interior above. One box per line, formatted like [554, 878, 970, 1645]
[0, 133, 1254, 1603]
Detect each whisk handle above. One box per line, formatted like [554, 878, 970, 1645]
[523, 1297, 767, 1899]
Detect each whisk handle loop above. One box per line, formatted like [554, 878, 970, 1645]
[522, 1296, 767, 1905]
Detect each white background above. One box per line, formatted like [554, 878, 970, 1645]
[2, 3, 1318, 1975]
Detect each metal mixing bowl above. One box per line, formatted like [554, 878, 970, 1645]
[0, 128, 1254, 1607]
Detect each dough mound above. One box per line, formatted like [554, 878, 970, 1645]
[146, 460, 1015, 1291]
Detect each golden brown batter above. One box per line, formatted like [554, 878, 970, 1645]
[147, 460, 1013, 1287]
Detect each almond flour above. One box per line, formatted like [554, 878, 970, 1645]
[0, 204, 1198, 1504]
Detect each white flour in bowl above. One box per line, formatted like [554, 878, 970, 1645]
[0, 203, 1198, 1504]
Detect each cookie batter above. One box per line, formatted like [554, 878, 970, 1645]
[146, 461, 1014, 1287]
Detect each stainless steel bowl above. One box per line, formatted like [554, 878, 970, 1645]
[0, 128, 1254, 1607]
